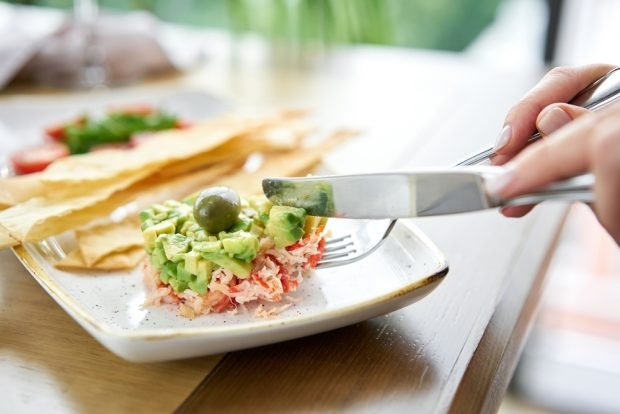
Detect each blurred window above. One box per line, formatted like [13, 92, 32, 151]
[5, 0, 505, 51]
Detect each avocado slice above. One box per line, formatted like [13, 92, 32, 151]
[183, 251, 200, 275]
[265, 205, 306, 248]
[142, 220, 176, 252]
[220, 231, 259, 262]
[201, 252, 251, 278]
[160, 260, 178, 284]
[160, 233, 190, 262]
[262, 180, 335, 217]
[193, 240, 223, 254]
[188, 259, 212, 294]
[150, 245, 167, 269]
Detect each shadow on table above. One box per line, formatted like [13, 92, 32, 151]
[179, 314, 439, 413]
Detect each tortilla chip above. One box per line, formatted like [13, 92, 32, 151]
[0, 224, 18, 248]
[0, 110, 307, 209]
[55, 246, 146, 271]
[215, 129, 357, 195]
[41, 110, 306, 185]
[0, 114, 351, 250]
[0, 161, 239, 248]
[0, 174, 46, 209]
[76, 218, 143, 267]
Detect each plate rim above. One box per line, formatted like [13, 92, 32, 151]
[12, 220, 449, 341]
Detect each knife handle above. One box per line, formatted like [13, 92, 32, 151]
[458, 67, 620, 166]
[499, 173, 594, 207]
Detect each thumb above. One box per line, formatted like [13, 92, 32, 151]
[536, 103, 590, 136]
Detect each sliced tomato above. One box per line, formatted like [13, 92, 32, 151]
[10, 142, 69, 175]
[44, 115, 87, 141]
[44, 124, 66, 141]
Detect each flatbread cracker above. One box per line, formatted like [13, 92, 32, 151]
[76, 218, 143, 267]
[215, 129, 357, 195]
[0, 161, 238, 247]
[55, 246, 146, 271]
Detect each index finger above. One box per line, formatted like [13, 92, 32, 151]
[494, 64, 616, 160]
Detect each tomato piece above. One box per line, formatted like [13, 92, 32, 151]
[44, 124, 66, 141]
[286, 240, 304, 251]
[44, 115, 87, 141]
[307, 238, 326, 269]
[10, 142, 69, 175]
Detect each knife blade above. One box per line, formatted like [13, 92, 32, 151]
[262, 167, 503, 219]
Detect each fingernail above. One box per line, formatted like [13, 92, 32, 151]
[485, 164, 516, 196]
[538, 107, 571, 135]
[494, 125, 512, 151]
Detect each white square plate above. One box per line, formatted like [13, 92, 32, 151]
[2, 90, 448, 362]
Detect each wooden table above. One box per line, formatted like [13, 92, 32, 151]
[0, 45, 564, 413]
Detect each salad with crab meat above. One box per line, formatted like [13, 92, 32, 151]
[139, 186, 327, 318]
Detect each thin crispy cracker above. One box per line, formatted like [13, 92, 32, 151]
[0, 160, 240, 247]
[215, 129, 357, 195]
[76, 218, 143, 267]
[55, 246, 146, 271]
[0, 110, 307, 208]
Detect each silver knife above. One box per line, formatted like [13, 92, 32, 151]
[262, 167, 594, 219]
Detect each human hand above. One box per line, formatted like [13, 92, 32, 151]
[487, 64, 620, 244]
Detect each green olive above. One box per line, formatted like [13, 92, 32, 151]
[193, 186, 241, 233]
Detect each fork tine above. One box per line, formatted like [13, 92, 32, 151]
[321, 248, 357, 260]
[325, 234, 351, 245]
[324, 240, 354, 253]
[317, 219, 398, 268]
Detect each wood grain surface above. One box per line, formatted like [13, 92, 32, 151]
[177, 206, 566, 414]
[0, 249, 223, 414]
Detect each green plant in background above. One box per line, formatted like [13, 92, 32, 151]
[3, 0, 502, 51]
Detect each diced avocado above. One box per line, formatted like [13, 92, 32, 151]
[189, 259, 212, 294]
[196, 259, 213, 283]
[167, 277, 180, 292]
[152, 220, 176, 235]
[177, 262, 193, 291]
[247, 196, 273, 224]
[184, 251, 200, 275]
[265, 205, 306, 248]
[160, 260, 177, 284]
[229, 214, 252, 232]
[193, 240, 223, 254]
[188, 278, 208, 295]
[160, 233, 190, 262]
[150, 245, 167, 269]
[249, 221, 264, 236]
[143, 227, 158, 252]
[201, 252, 251, 278]
[262, 180, 335, 217]
[221, 231, 259, 262]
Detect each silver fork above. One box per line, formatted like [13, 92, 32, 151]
[317, 67, 620, 268]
